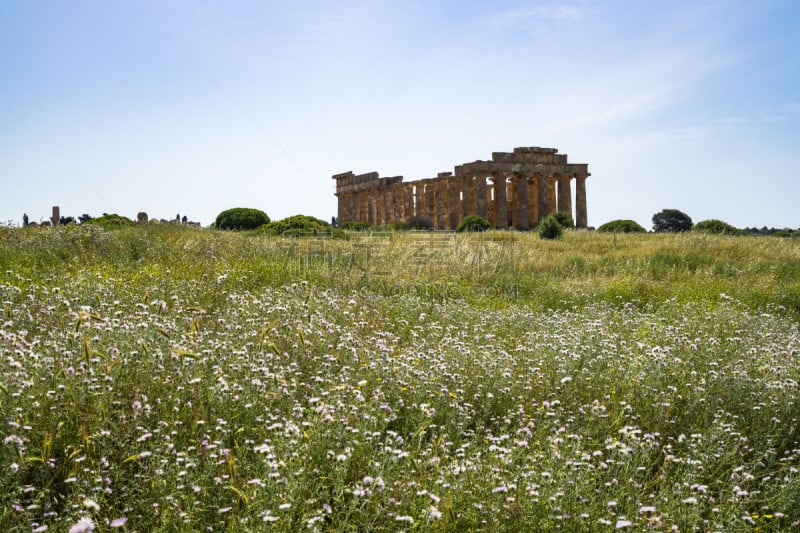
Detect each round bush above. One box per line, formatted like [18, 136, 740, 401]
[456, 215, 492, 233]
[538, 214, 564, 240]
[597, 219, 646, 233]
[692, 219, 744, 235]
[262, 215, 331, 236]
[214, 208, 270, 231]
[548, 211, 574, 229]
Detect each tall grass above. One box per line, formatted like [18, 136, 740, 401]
[0, 225, 799, 531]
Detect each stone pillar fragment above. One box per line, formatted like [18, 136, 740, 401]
[52, 206, 60, 226]
[575, 175, 588, 228]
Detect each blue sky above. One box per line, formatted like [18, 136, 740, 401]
[2, 0, 798, 229]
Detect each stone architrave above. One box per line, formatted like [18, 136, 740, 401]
[557, 175, 572, 218]
[575, 175, 588, 228]
[475, 176, 488, 220]
[492, 174, 508, 228]
[513, 173, 529, 230]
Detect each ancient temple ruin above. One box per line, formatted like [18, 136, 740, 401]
[333, 147, 589, 230]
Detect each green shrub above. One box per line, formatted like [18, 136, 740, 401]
[390, 221, 411, 231]
[597, 219, 646, 233]
[214, 208, 270, 231]
[548, 211, 574, 229]
[456, 215, 492, 233]
[538, 214, 564, 239]
[83, 213, 134, 227]
[339, 220, 373, 231]
[262, 214, 331, 235]
[692, 219, 744, 235]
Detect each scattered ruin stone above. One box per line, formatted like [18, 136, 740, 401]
[137, 212, 149, 223]
[333, 147, 590, 230]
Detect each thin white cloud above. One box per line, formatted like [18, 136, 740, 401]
[490, 2, 585, 32]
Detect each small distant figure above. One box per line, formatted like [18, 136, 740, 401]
[22, 213, 28, 227]
[181, 215, 187, 224]
[176, 213, 181, 222]
[331, 216, 338, 228]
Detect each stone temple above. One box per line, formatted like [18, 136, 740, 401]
[333, 147, 589, 230]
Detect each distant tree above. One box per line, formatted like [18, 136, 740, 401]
[456, 215, 491, 233]
[60, 216, 75, 225]
[597, 219, 646, 233]
[652, 209, 693, 233]
[214, 208, 270, 231]
[692, 219, 744, 236]
[23, 213, 29, 227]
[538, 214, 564, 240]
[78, 214, 93, 224]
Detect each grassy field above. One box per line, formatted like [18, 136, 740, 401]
[1, 225, 799, 531]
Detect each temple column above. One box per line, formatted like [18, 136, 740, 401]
[575, 174, 588, 228]
[386, 187, 396, 224]
[448, 177, 460, 229]
[547, 176, 557, 215]
[538, 173, 550, 222]
[360, 191, 369, 222]
[475, 176, 488, 220]
[513, 173, 529, 230]
[527, 176, 539, 226]
[414, 183, 424, 219]
[557, 174, 572, 220]
[461, 175, 476, 217]
[425, 180, 436, 223]
[434, 180, 446, 229]
[492, 174, 508, 228]
[368, 189, 377, 224]
[404, 184, 414, 222]
[508, 175, 518, 228]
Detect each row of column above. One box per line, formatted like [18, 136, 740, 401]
[338, 173, 587, 229]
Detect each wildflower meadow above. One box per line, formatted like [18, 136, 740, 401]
[1, 224, 799, 531]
